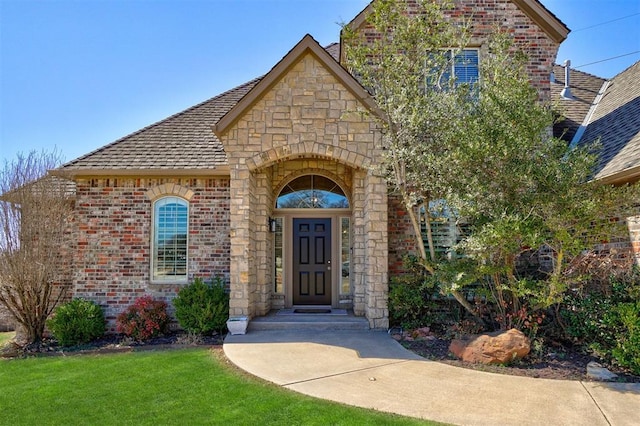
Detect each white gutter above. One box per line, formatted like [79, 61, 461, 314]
[569, 79, 610, 149]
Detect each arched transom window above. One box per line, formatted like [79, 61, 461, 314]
[276, 175, 349, 209]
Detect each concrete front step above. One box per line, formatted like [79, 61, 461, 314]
[248, 310, 370, 331]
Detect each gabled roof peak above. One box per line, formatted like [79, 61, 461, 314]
[213, 34, 384, 137]
[344, 0, 569, 44]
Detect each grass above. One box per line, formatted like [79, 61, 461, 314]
[0, 347, 437, 425]
[0, 331, 15, 346]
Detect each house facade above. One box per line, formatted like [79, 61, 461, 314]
[50, 0, 570, 331]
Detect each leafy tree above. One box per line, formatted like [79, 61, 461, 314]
[444, 34, 638, 327]
[0, 150, 74, 344]
[343, 0, 638, 327]
[341, 0, 476, 312]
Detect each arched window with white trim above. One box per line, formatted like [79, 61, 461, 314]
[152, 196, 188, 282]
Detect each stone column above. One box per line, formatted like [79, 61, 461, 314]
[627, 215, 640, 265]
[252, 168, 273, 316]
[228, 165, 256, 317]
[363, 171, 389, 329]
[351, 171, 366, 316]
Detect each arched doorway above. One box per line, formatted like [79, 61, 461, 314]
[274, 174, 351, 308]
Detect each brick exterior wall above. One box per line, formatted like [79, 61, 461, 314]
[72, 177, 230, 330]
[347, 0, 560, 101]
[388, 194, 417, 276]
[350, 0, 564, 275]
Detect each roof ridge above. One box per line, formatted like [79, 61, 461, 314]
[611, 59, 640, 80]
[553, 63, 606, 81]
[59, 77, 263, 169]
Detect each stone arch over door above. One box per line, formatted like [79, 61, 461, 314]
[247, 142, 373, 173]
[273, 168, 352, 208]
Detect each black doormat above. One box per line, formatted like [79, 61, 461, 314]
[293, 308, 332, 314]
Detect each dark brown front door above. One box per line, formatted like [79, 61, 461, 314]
[293, 218, 331, 305]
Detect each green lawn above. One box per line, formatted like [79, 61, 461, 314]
[0, 347, 436, 425]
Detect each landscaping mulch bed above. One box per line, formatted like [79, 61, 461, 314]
[398, 333, 640, 383]
[4, 332, 224, 358]
[4, 330, 639, 384]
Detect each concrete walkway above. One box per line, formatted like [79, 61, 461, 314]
[223, 330, 640, 425]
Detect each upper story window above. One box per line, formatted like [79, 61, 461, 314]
[152, 196, 188, 282]
[449, 49, 479, 86]
[429, 49, 479, 89]
[276, 175, 349, 209]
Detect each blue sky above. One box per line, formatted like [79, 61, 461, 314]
[1, 0, 639, 165]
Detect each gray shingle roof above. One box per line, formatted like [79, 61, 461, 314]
[325, 42, 340, 61]
[58, 43, 343, 175]
[576, 61, 640, 182]
[551, 64, 606, 142]
[59, 78, 261, 173]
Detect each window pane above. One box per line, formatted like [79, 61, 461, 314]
[341, 217, 351, 294]
[274, 217, 284, 293]
[420, 200, 466, 258]
[277, 175, 349, 208]
[427, 49, 478, 89]
[154, 197, 188, 279]
[454, 50, 479, 86]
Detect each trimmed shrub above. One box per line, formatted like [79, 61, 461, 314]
[47, 299, 106, 347]
[116, 296, 169, 342]
[174, 277, 229, 335]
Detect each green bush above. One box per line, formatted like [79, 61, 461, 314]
[47, 299, 106, 347]
[173, 277, 229, 335]
[560, 293, 615, 347]
[560, 269, 640, 374]
[389, 256, 440, 329]
[609, 302, 640, 375]
[116, 296, 169, 341]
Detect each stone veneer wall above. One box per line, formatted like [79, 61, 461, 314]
[626, 216, 640, 264]
[348, 0, 561, 101]
[363, 173, 389, 329]
[219, 52, 388, 327]
[73, 177, 230, 330]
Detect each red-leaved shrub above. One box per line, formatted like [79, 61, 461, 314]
[116, 296, 169, 341]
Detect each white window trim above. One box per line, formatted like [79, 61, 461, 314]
[429, 48, 480, 89]
[151, 196, 189, 284]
